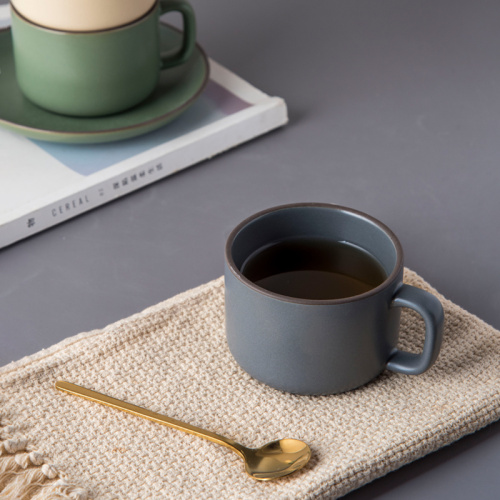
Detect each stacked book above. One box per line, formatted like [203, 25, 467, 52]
[0, 6, 287, 248]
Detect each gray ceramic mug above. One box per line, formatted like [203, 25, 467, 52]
[224, 203, 444, 395]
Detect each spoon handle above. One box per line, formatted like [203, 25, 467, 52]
[55, 381, 245, 457]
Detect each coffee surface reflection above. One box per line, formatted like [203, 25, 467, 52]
[241, 237, 387, 300]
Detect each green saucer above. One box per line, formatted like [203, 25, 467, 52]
[0, 22, 209, 144]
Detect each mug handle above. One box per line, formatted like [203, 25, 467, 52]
[158, 0, 197, 70]
[386, 284, 444, 375]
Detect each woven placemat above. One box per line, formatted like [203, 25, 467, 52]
[1, 269, 499, 499]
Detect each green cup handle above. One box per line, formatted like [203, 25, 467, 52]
[158, 0, 196, 70]
[386, 284, 444, 375]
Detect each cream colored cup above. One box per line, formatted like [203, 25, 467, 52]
[10, 0, 157, 32]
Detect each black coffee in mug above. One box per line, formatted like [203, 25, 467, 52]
[241, 236, 387, 300]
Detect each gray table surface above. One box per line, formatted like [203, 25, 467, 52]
[1, 0, 499, 498]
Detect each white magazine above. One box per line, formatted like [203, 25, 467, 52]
[0, 6, 287, 248]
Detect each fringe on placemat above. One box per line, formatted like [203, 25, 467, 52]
[0, 420, 93, 500]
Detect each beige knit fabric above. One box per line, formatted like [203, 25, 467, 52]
[1, 269, 499, 499]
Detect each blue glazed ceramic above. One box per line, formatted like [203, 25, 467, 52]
[224, 203, 444, 395]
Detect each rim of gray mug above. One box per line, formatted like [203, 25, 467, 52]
[224, 202, 405, 306]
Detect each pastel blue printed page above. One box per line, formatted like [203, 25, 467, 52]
[32, 81, 250, 175]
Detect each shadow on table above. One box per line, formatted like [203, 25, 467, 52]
[343, 419, 500, 499]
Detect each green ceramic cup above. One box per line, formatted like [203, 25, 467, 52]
[10, 0, 196, 117]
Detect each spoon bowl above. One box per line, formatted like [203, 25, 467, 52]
[243, 439, 311, 480]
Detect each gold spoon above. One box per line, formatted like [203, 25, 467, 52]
[55, 381, 311, 481]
